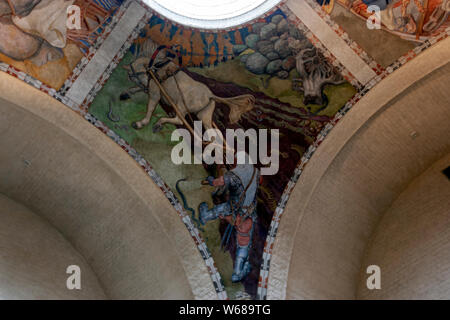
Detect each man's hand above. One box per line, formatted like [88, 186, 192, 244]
[213, 176, 225, 187]
[205, 176, 225, 187]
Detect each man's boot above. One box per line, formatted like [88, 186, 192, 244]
[232, 245, 251, 282]
[199, 202, 230, 225]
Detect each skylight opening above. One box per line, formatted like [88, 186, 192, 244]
[143, 0, 282, 29]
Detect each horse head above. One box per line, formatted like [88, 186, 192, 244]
[123, 56, 150, 86]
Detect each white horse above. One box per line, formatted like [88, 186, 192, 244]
[121, 42, 255, 132]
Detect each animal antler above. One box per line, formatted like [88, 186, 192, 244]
[295, 48, 316, 76]
[292, 46, 346, 106]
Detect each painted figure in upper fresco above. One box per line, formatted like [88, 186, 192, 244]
[0, 0, 120, 66]
[333, 0, 449, 40]
[199, 152, 260, 283]
[0, 0, 68, 66]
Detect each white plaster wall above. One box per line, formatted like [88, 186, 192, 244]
[0, 194, 106, 299]
[357, 155, 450, 299]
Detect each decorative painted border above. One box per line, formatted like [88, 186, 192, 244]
[76, 11, 152, 111]
[304, 0, 384, 75]
[58, 0, 132, 95]
[280, 2, 364, 89]
[257, 26, 450, 300]
[0, 62, 79, 109]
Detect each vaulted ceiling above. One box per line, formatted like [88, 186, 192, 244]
[0, 0, 449, 300]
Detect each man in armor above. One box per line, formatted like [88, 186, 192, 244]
[199, 152, 260, 283]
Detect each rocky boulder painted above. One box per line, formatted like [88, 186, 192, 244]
[233, 13, 346, 108]
[233, 14, 307, 80]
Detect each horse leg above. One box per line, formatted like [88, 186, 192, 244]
[197, 99, 216, 131]
[153, 116, 184, 133]
[198, 99, 225, 151]
[132, 80, 160, 129]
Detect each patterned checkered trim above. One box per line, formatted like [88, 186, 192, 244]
[59, 0, 133, 95]
[304, 0, 384, 75]
[77, 12, 152, 111]
[0, 62, 79, 109]
[280, 2, 364, 90]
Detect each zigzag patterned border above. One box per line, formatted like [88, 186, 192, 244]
[280, 3, 364, 89]
[303, 0, 384, 75]
[58, 0, 132, 95]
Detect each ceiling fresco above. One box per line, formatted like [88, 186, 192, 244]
[0, 0, 125, 89]
[325, 0, 450, 66]
[0, 0, 448, 300]
[88, 7, 357, 299]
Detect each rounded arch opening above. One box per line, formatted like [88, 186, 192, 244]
[143, 0, 282, 29]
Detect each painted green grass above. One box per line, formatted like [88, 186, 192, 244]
[90, 52, 177, 146]
[189, 58, 356, 117]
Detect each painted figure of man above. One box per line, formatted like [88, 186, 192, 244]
[199, 152, 260, 283]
